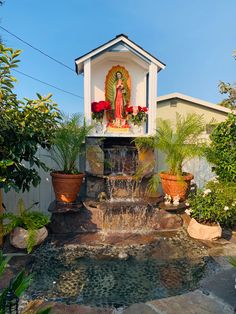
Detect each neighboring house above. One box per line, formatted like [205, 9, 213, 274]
[156, 92, 230, 128]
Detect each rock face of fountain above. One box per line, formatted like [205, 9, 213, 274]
[49, 138, 182, 234]
[85, 137, 156, 199]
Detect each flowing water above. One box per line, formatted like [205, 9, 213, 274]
[103, 147, 142, 201]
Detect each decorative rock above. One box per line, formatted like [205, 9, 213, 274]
[86, 176, 105, 198]
[10, 227, 48, 249]
[137, 148, 155, 178]
[187, 218, 222, 241]
[118, 251, 129, 260]
[86, 140, 104, 175]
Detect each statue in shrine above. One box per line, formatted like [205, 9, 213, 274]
[113, 71, 126, 122]
[105, 65, 131, 127]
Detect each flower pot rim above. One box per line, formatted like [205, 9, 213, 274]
[190, 217, 220, 227]
[13, 226, 47, 232]
[50, 172, 85, 178]
[160, 172, 194, 181]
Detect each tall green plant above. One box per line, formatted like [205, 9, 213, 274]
[50, 114, 93, 174]
[134, 113, 206, 191]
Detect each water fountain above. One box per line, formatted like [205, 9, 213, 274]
[31, 35, 219, 311]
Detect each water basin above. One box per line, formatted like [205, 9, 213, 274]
[27, 232, 217, 309]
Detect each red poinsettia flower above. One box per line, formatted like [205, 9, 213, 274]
[137, 106, 148, 112]
[126, 106, 133, 114]
[91, 101, 100, 113]
[104, 101, 111, 110]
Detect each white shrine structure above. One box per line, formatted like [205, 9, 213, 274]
[75, 34, 165, 137]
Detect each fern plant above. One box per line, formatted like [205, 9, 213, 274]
[134, 113, 206, 191]
[49, 114, 93, 174]
[1, 199, 50, 253]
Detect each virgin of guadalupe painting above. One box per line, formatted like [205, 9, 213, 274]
[105, 65, 131, 128]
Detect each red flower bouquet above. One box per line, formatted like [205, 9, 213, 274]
[126, 105, 148, 126]
[91, 100, 111, 122]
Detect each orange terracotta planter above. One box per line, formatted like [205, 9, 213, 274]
[50, 172, 85, 203]
[160, 172, 193, 201]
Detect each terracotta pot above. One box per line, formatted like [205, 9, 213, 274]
[187, 218, 222, 241]
[10, 226, 48, 249]
[160, 172, 193, 201]
[50, 172, 85, 203]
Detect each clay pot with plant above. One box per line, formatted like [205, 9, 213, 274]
[187, 180, 236, 240]
[134, 113, 206, 201]
[50, 114, 93, 203]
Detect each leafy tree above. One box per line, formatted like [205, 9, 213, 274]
[206, 52, 236, 182]
[218, 52, 236, 109]
[0, 44, 61, 192]
[0, 44, 61, 246]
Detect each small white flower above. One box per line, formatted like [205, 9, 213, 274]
[185, 202, 190, 206]
[185, 208, 192, 215]
[210, 176, 219, 183]
[53, 281, 56, 284]
[203, 189, 211, 195]
[224, 206, 229, 211]
[46, 177, 49, 181]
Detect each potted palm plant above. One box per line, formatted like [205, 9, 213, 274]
[50, 114, 93, 203]
[135, 113, 206, 201]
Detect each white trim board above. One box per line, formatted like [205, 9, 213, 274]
[75, 35, 165, 74]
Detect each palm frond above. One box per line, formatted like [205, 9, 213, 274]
[50, 114, 93, 173]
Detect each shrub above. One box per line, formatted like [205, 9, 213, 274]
[188, 180, 236, 227]
[206, 113, 236, 182]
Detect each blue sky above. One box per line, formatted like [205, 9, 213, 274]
[1, 0, 235, 113]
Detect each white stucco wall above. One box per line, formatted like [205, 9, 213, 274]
[91, 59, 148, 108]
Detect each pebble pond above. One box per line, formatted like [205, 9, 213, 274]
[26, 230, 218, 309]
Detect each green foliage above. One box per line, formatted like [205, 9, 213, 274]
[0, 44, 61, 192]
[0, 251, 51, 313]
[50, 114, 93, 174]
[218, 52, 236, 109]
[228, 257, 236, 268]
[188, 180, 236, 227]
[218, 81, 236, 109]
[134, 113, 206, 192]
[0, 251, 32, 314]
[206, 113, 236, 182]
[1, 199, 50, 253]
[130, 110, 147, 126]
